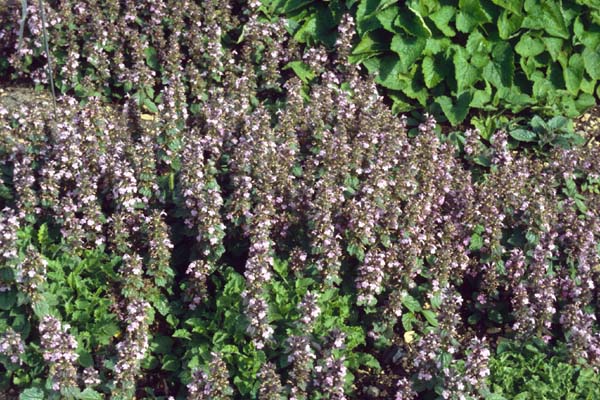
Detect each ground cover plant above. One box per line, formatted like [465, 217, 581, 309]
[0, 0, 599, 399]
[264, 0, 600, 127]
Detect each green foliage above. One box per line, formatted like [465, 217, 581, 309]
[487, 340, 600, 399]
[267, 0, 600, 125]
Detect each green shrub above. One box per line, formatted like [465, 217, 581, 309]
[265, 0, 600, 125]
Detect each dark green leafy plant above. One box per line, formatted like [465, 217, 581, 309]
[266, 0, 600, 126]
[486, 339, 600, 400]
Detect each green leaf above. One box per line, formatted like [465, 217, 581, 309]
[491, 0, 523, 15]
[143, 97, 159, 113]
[402, 294, 421, 313]
[514, 34, 545, 57]
[454, 47, 480, 91]
[424, 37, 452, 55]
[144, 47, 160, 71]
[469, 233, 483, 251]
[390, 35, 426, 73]
[542, 37, 564, 62]
[376, 6, 400, 32]
[284, 61, 315, 83]
[509, 128, 537, 142]
[429, 6, 456, 37]
[372, 55, 409, 90]
[76, 389, 103, 400]
[395, 6, 432, 37]
[564, 54, 584, 95]
[437, 92, 473, 126]
[541, 1, 570, 39]
[421, 309, 438, 327]
[497, 10, 523, 39]
[20, 388, 44, 400]
[422, 56, 443, 88]
[482, 42, 514, 88]
[0, 290, 16, 310]
[283, 0, 312, 13]
[402, 312, 417, 330]
[456, 0, 492, 33]
[582, 47, 600, 80]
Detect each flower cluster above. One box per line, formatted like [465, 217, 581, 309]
[187, 352, 233, 400]
[39, 315, 79, 392]
[0, 328, 25, 366]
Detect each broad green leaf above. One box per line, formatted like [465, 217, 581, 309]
[421, 309, 438, 326]
[509, 128, 537, 142]
[573, 16, 600, 48]
[352, 31, 387, 57]
[356, 0, 383, 34]
[497, 10, 523, 39]
[514, 34, 545, 57]
[483, 42, 514, 88]
[373, 55, 410, 90]
[456, 0, 492, 33]
[395, 6, 432, 37]
[491, 0, 523, 15]
[282, 0, 312, 13]
[580, 76, 596, 94]
[466, 30, 491, 55]
[402, 77, 429, 106]
[437, 92, 473, 125]
[422, 56, 444, 88]
[19, 388, 44, 400]
[582, 47, 600, 80]
[293, 15, 317, 43]
[402, 294, 421, 313]
[541, 1, 570, 39]
[429, 6, 456, 37]
[542, 37, 564, 62]
[77, 389, 103, 400]
[454, 47, 480, 91]
[564, 54, 584, 95]
[376, 6, 400, 32]
[284, 61, 315, 83]
[423, 37, 452, 55]
[144, 47, 160, 71]
[390, 35, 426, 73]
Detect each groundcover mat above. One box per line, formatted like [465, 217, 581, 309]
[0, 1, 599, 399]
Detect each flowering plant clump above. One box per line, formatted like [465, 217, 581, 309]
[0, 1, 599, 399]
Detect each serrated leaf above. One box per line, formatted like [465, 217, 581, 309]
[144, 47, 160, 71]
[582, 47, 600, 80]
[541, 1, 569, 39]
[401, 312, 417, 330]
[77, 389, 103, 400]
[421, 309, 438, 326]
[466, 31, 491, 55]
[352, 31, 388, 57]
[509, 128, 537, 142]
[542, 37, 563, 62]
[454, 47, 480, 91]
[497, 10, 523, 39]
[390, 35, 426, 73]
[423, 37, 452, 55]
[469, 233, 483, 251]
[429, 6, 455, 37]
[395, 6, 432, 37]
[514, 33, 545, 57]
[456, 0, 492, 33]
[284, 61, 315, 83]
[19, 388, 44, 400]
[373, 55, 409, 90]
[422, 56, 443, 88]
[376, 6, 400, 32]
[437, 92, 472, 126]
[491, 0, 523, 15]
[564, 54, 584, 95]
[402, 294, 422, 313]
[483, 42, 514, 88]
